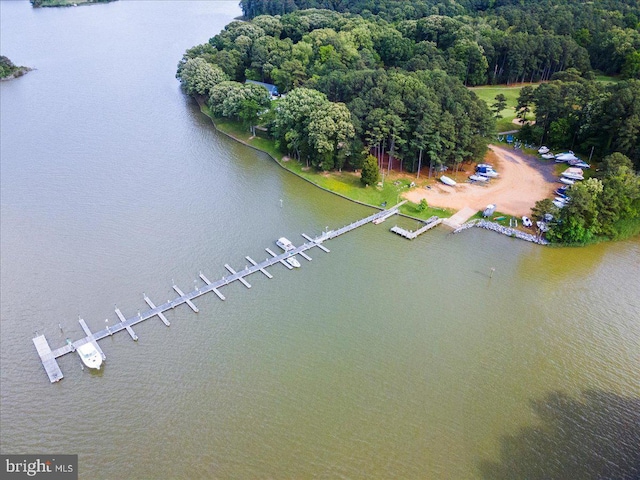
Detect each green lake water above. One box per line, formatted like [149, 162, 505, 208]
[1, 1, 638, 478]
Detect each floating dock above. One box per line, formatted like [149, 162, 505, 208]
[33, 204, 411, 383]
[390, 216, 442, 240]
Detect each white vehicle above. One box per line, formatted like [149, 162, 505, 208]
[77, 342, 102, 370]
[476, 165, 499, 177]
[276, 237, 295, 251]
[483, 204, 496, 217]
[538, 146, 550, 154]
[522, 216, 533, 228]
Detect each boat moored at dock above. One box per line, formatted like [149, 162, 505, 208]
[276, 237, 295, 251]
[77, 342, 103, 369]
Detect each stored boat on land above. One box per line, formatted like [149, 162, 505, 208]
[555, 151, 579, 162]
[561, 167, 584, 180]
[541, 153, 555, 159]
[77, 342, 102, 370]
[559, 177, 575, 185]
[469, 174, 489, 182]
[276, 237, 295, 251]
[538, 146, 550, 154]
[440, 175, 456, 186]
[568, 159, 591, 168]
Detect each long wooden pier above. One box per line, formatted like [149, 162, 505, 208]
[33, 204, 406, 383]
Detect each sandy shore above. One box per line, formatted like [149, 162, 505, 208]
[404, 145, 557, 217]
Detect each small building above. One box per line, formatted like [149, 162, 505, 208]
[245, 80, 279, 98]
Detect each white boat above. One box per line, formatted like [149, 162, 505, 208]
[286, 256, 301, 268]
[561, 167, 584, 180]
[77, 342, 102, 369]
[541, 153, 555, 159]
[555, 196, 568, 204]
[440, 175, 456, 186]
[469, 174, 489, 182]
[555, 151, 579, 162]
[568, 159, 590, 168]
[276, 237, 295, 251]
[538, 146, 550, 154]
[553, 199, 566, 208]
[483, 204, 496, 217]
[522, 216, 533, 227]
[559, 177, 575, 185]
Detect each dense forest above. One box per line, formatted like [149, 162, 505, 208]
[177, 9, 495, 174]
[241, 0, 640, 81]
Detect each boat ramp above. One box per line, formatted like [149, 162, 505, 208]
[34, 203, 438, 383]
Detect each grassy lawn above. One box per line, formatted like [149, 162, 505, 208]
[200, 103, 453, 220]
[469, 84, 537, 133]
[594, 74, 621, 84]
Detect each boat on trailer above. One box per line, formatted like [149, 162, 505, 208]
[469, 174, 489, 182]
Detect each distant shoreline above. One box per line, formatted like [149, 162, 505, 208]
[0, 65, 32, 81]
[31, 0, 117, 8]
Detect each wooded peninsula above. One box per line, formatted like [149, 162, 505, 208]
[177, 0, 640, 245]
[0, 56, 30, 81]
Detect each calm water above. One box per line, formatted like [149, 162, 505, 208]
[1, 1, 639, 478]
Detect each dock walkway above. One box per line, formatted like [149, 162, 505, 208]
[34, 205, 405, 383]
[390, 216, 442, 239]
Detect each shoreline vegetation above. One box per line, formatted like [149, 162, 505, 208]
[0, 56, 31, 81]
[177, 3, 639, 246]
[30, 0, 116, 7]
[195, 97, 453, 222]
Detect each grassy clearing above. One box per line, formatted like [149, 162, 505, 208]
[469, 84, 537, 133]
[469, 210, 515, 227]
[199, 102, 453, 220]
[594, 74, 621, 84]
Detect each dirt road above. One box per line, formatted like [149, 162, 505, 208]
[404, 145, 557, 217]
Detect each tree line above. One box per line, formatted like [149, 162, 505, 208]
[240, 0, 640, 82]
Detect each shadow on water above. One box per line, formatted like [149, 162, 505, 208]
[479, 390, 640, 480]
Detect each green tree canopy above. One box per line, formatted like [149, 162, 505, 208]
[177, 58, 228, 96]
